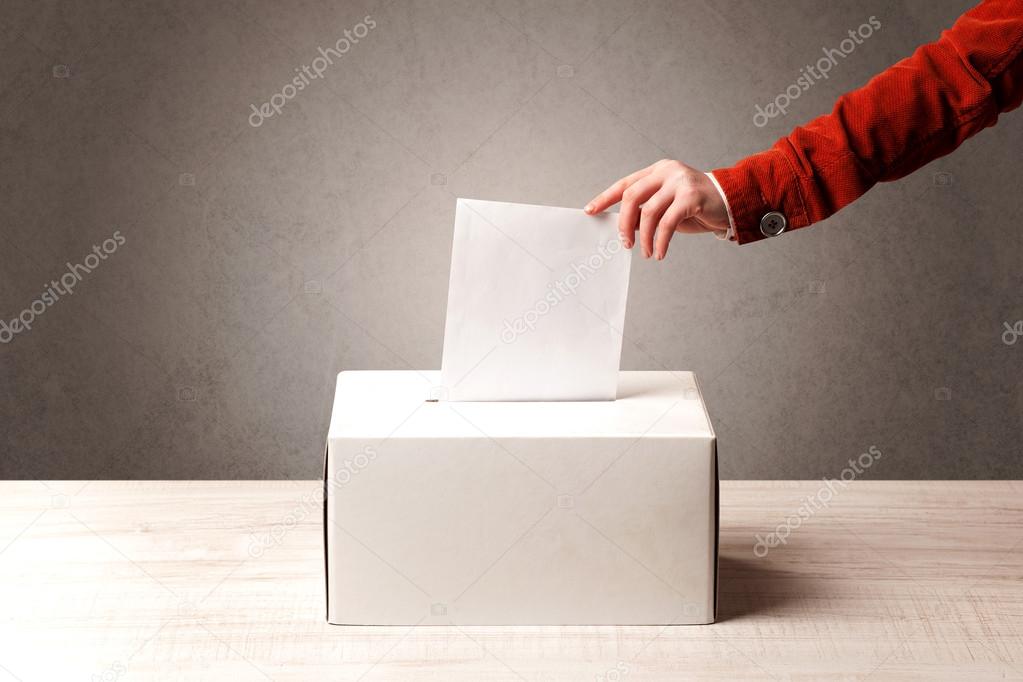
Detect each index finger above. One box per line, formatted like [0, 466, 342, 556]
[584, 165, 655, 214]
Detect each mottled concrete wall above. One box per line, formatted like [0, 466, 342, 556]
[2, 0, 1019, 478]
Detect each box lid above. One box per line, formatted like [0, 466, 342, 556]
[328, 371, 714, 440]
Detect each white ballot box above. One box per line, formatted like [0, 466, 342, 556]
[324, 370, 718, 625]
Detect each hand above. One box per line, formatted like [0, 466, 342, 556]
[584, 160, 730, 259]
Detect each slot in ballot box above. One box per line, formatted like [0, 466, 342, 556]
[324, 370, 718, 625]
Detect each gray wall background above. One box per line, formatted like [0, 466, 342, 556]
[2, 0, 1020, 479]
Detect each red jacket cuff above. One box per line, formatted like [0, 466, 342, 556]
[712, 149, 811, 245]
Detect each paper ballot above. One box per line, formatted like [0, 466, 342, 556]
[440, 198, 632, 401]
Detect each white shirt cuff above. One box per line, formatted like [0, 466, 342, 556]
[705, 171, 736, 242]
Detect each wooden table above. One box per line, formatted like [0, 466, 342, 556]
[1, 481, 1021, 681]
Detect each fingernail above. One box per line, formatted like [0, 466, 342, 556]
[656, 252, 664, 261]
[584, 203, 594, 213]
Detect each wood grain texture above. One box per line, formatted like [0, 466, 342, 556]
[1, 481, 1022, 681]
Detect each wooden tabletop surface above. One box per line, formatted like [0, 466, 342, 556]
[1, 481, 1021, 681]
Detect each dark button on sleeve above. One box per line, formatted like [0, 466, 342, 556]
[759, 211, 787, 237]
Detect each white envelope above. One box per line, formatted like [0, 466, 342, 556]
[440, 198, 632, 401]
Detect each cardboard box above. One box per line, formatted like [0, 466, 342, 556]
[324, 370, 718, 625]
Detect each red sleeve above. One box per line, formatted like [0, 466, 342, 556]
[712, 0, 1023, 245]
